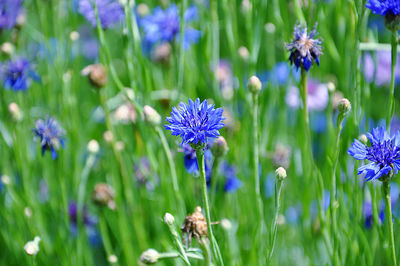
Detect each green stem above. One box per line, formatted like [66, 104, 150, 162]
[155, 126, 185, 213]
[196, 149, 224, 266]
[383, 181, 397, 266]
[267, 179, 284, 265]
[387, 31, 398, 131]
[210, 156, 222, 206]
[165, 222, 190, 265]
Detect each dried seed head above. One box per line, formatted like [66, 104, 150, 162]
[92, 183, 116, 210]
[181, 206, 208, 247]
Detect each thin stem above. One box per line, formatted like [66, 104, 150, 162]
[267, 179, 284, 265]
[155, 126, 185, 213]
[196, 149, 224, 266]
[165, 222, 190, 265]
[387, 31, 398, 131]
[383, 181, 397, 266]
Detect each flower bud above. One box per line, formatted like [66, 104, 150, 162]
[103, 131, 114, 143]
[92, 183, 116, 210]
[1, 42, 14, 56]
[358, 134, 368, 145]
[1, 175, 10, 185]
[24, 236, 40, 256]
[9, 102, 23, 122]
[151, 43, 171, 63]
[338, 98, 351, 115]
[137, 3, 150, 17]
[220, 218, 232, 230]
[70, 31, 80, 42]
[108, 254, 118, 264]
[140, 249, 160, 264]
[238, 46, 249, 61]
[163, 212, 175, 225]
[81, 64, 107, 88]
[15, 10, 26, 29]
[143, 105, 161, 126]
[247, 75, 262, 95]
[87, 140, 100, 154]
[211, 136, 228, 157]
[275, 167, 287, 181]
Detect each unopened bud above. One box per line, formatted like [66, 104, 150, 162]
[359, 134, 368, 145]
[264, 22, 276, 34]
[220, 218, 232, 230]
[211, 136, 228, 157]
[238, 46, 249, 60]
[70, 31, 80, 41]
[87, 140, 100, 154]
[103, 131, 114, 143]
[137, 4, 150, 17]
[140, 249, 160, 264]
[9, 102, 23, 122]
[81, 64, 107, 88]
[24, 236, 40, 256]
[247, 75, 262, 95]
[1, 175, 10, 185]
[143, 105, 161, 126]
[108, 254, 118, 264]
[15, 11, 26, 29]
[275, 167, 287, 180]
[163, 213, 175, 225]
[92, 183, 116, 210]
[327, 82, 335, 93]
[1, 42, 14, 56]
[24, 207, 32, 218]
[151, 43, 171, 63]
[338, 98, 351, 115]
[115, 141, 125, 151]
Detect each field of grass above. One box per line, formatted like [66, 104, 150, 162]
[1, 0, 400, 265]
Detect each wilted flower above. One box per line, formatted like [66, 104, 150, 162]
[92, 183, 116, 210]
[78, 0, 124, 29]
[165, 98, 225, 146]
[272, 144, 291, 169]
[286, 79, 329, 111]
[81, 64, 107, 88]
[0, 0, 23, 30]
[140, 5, 200, 51]
[286, 23, 322, 71]
[181, 206, 208, 247]
[33, 117, 65, 160]
[348, 126, 400, 181]
[1, 58, 39, 91]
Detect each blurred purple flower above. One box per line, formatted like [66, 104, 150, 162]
[1, 58, 40, 91]
[286, 79, 329, 111]
[363, 51, 400, 86]
[219, 161, 242, 193]
[0, 0, 22, 29]
[78, 0, 124, 29]
[179, 143, 212, 178]
[134, 157, 158, 191]
[68, 202, 100, 246]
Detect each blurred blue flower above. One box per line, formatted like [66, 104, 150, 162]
[366, 0, 400, 16]
[179, 143, 212, 178]
[363, 200, 385, 229]
[140, 4, 201, 51]
[78, 0, 124, 29]
[286, 23, 322, 71]
[0, 0, 22, 29]
[286, 204, 302, 225]
[220, 162, 242, 193]
[1, 58, 39, 91]
[33, 117, 65, 160]
[68, 202, 100, 246]
[286, 79, 329, 111]
[348, 126, 400, 181]
[363, 51, 400, 86]
[165, 98, 225, 146]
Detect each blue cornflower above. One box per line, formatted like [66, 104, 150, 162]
[0, 0, 22, 29]
[220, 162, 242, 193]
[348, 126, 400, 181]
[78, 0, 124, 29]
[366, 0, 400, 16]
[165, 98, 225, 146]
[140, 4, 201, 51]
[68, 202, 101, 246]
[286, 23, 322, 72]
[1, 58, 39, 91]
[33, 117, 65, 160]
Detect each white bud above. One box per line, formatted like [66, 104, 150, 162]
[220, 218, 232, 230]
[103, 131, 114, 143]
[24, 207, 32, 218]
[163, 213, 175, 225]
[275, 167, 287, 180]
[24, 237, 41, 256]
[359, 134, 368, 145]
[143, 105, 161, 126]
[264, 23, 276, 34]
[9, 102, 23, 122]
[108, 254, 118, 264]
[140, 249, 160, 264]
[327, 82, 335, 93]
[87, 140, 100, 154]
[247, 76, 262, 94]
[338, 98, 351, 115]
[69, 31, 80, 41]
[238, 46, 249, 60]
[1, 42, 15, 56]
[115, 141, 125, 151]
[1, 175, 10, 185]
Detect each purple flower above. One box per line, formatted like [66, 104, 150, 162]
[33, 117, 65, 160]
[363, 51, 400, 86]
[165, 98, 225, 146]
[140, 4, 201, 51]
[1, 58, 39, 91]
[286, 23, 322, 71]
[0, 0, 22, 29]
[68, 202, 100, 246]
[134, 157, 158, 191]
[285, 79, 329, 111]
[78, 0, 124, 29]
[348, 126, 400, 181]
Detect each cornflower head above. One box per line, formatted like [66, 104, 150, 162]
[286, 23, 322, 72]
[1, 58, 39, 91]
[33, 117, 65, 160]
[0, 0, 22, 30]
[78, 0, 124, 29]
[140, 4, 201, 51]
[165, 98, 225, 148]
[366, 0, 400, 30]
[348, 126, 400, 181]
